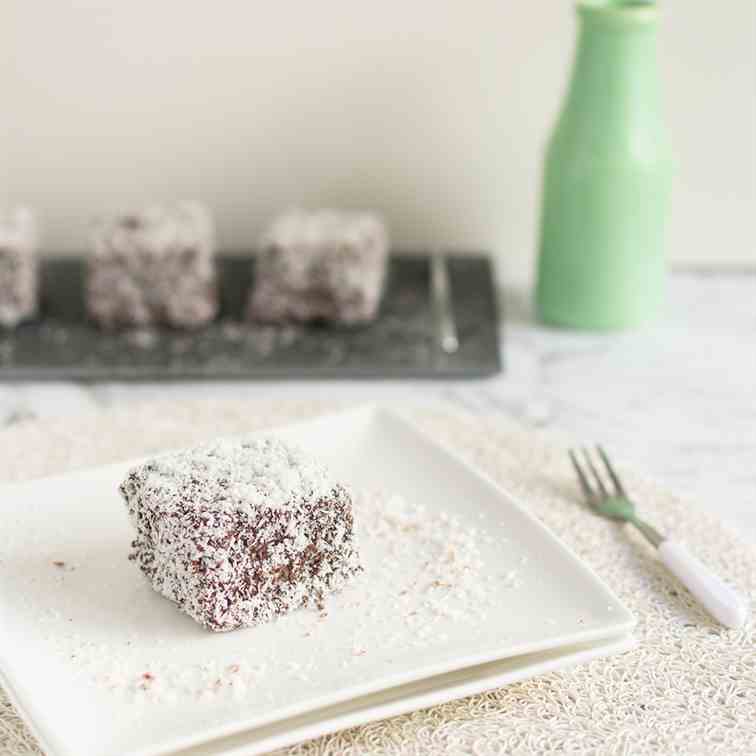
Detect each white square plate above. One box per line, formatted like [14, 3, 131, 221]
[0, 406, 634, 756]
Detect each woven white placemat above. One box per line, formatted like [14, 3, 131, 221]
[1, 400, 754, 756]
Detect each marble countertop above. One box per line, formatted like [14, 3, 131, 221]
[2, 270, 754, 543]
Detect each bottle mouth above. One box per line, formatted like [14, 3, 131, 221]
[578, 0, 658, 26]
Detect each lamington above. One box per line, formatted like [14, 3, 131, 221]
[120, 436, 362, 631]
[87, 202, 218, 329]
[0, 208, 38, 329]
[248, 210, 389, 325]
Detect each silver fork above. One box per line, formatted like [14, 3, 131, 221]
[430, 254, 459, 355]
[570, 446, 748, 629]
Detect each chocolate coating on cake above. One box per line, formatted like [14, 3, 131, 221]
[0, 208, 38, 329]
[120, 437, 362, 631]
[87, 202, 218, 329]
[248, 210, 389, 325]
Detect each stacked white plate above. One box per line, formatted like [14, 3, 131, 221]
[0, 407, 634, 756]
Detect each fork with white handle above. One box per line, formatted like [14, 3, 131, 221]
[569, 446, 749, 629]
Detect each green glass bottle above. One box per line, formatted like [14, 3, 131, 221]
[536, 1, 673, 329]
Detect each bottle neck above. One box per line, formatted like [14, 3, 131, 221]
[573, 13, 659, 88]
[562, 4, 663, 138]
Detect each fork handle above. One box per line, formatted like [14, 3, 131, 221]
[658, 540, 749, 629]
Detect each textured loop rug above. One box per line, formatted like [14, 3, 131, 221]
[1, 400, 754, 755]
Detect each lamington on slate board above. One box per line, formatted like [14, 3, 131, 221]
[248, 210, 389, 325]
[120, 436, 362, 631]
[86, 202, 218, 329]
[0, 208, 38, 329]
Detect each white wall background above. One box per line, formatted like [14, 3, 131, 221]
[3, 1, 755, 282]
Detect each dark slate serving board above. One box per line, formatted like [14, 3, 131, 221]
[0, 255, 501, 380]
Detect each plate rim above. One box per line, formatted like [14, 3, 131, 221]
[141, 633, 638, 756]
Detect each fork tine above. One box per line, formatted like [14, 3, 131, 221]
[569, 449, 596, 504]
[582, 448, 609, 498]
[596, 445, 626, 497]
